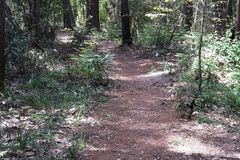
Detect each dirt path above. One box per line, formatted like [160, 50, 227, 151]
[80, 42, 240, 160]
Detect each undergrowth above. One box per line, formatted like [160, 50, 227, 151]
[0, 32, 111, 159]
[176, 32, 240, 120]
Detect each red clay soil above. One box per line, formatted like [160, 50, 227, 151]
[80, 41, 240, 160]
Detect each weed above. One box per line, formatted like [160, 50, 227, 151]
[176, 32, 240, 119]
[66, 136, 85, 160]
[68, 52, 112, 86]
[197, 116, 214, 125]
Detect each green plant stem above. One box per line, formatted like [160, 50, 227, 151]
[198, 1, 205, 93]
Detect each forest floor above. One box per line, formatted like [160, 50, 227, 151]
[79, 41, 240, 160]
[1, 32, 239, 160]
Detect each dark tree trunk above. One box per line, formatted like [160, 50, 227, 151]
[121, 0, 132, 45]
[212, 0, 226, 34]
[86, 0, 100, 30]
[62, 0, 75, 29]
[32, 0, 41, 42]
[183, 0, 193, 31]
[226, 0, 233, 25]
[226, 0, 235, 39]
[236, 0, 240, 39]
[0, 0, 5, 92]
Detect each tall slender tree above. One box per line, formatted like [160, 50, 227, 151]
[183, 0, 193, 31]
[86, 0, 100, 30]
[0, 0, 5, 92]
[32, 0, 41, 42]
[212, 0, 226, 34]
[121, 0, 132, 45]
[226, 0, 233, 26]
[236, 0, 240, 38]
[62, 0, 75, 29]
[226, 0, 235, 39]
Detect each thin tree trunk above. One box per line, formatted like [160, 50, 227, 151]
[212, 0, 227, 34]
[198, 1, 206, 93]
[32, 0, 41, 42]
[236, 0, 240, 39]
[53, 0, 56, 30]
[121, 0, 132, 45]
[183, 0, 193, 31]
[86, 0, 100, 30]
[0, 0, 5, 92]
[226, 0, 233, 25]
[62, 0, 75, 29]
[226, 0, 235, 39]
[188, 0, 206, 120]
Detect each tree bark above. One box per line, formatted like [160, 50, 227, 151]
[212, 0, 226, 34]
[62, 0, 75, 29]
[0, 0, 5, 92]
[236, 0, 240, 39]
[86, 0, 100, 30]
[226, 0, 235, 39]
[226, 0, 233, 25]
[183, 0, 193, 31]
[121, 0, 132, 45]
[32, 0, 41, 42]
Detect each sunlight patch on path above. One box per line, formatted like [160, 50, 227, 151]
[167, 134, 240, 159]
[137, 71, 169, 78]
[110, 71, 169, 81]
[56, 32, 73, 44]
[86, 145, 108, 151]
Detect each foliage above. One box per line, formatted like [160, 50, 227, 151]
[208, 33, 240, 69]
[1, 27, 110, 159]
[68, 52, 112, 86]
[2, 0, 240, 158]
[66, 136, 85, 160]
[105, 24, 121, 42]
[72, 26, 87, 44]
[177, 33, 240, 114]
[100, 0, 109, 23]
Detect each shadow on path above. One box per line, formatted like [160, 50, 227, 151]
[80, 42, 240, 160]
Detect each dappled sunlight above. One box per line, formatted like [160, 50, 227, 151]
[86, 145, 108, 151]
[139, 62, 154, 67]
[97, 41, 119, 52]
[167, 134, 240, 159]
[137, 71, 169, 78]
[56, 32, 73, 44]
[110, 74, 134, 81]
[120, 120, 171, 131]
[110, 70, 169, 82]
[5, 0, 240, 159]
[167, 134, 221, 155]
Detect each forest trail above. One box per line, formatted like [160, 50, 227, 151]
[80, 41, 240, 160]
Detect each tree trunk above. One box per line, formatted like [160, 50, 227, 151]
[226, 0, 233, 26]
[183, 0, 193, 31]
[0, 0, 5, 92]
[86, 0, 100, 30]
[32, 0, 41, 42]
[226, 0, 235, 39]
[212, 0, 226, 34]
[62, 0, 75, 29]
[236, 0, 240, 39]
[121, 0, 132, 45]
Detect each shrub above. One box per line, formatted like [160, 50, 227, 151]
[177, 33, 240, 113]
[105, 24, 121, 42]
[68, 52, 112, 86]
